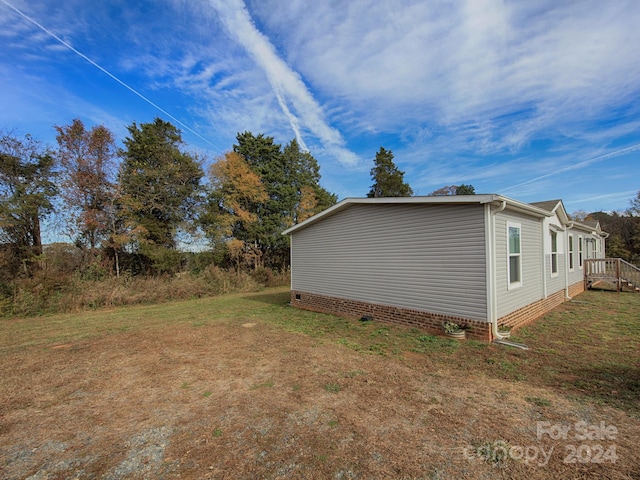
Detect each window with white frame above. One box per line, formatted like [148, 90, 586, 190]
[508, 222, 522, 288]
[592, 238, 597, 259]
[568, 234, 574, 271]
[550, 230, 558, 275]
[578, 236, 583, 268]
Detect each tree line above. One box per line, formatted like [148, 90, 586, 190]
[3, 118, 468, 284]
[0, 117, 485, 286]
[8, 115, 632, 286]
[0, 118, 337, 280]
[585, 192, 640, 264]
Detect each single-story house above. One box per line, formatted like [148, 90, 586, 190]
[282, 194, 607, 341]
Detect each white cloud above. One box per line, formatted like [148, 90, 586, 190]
[202, 0, 360, 167]
[251, 0, 640, 155]
[2, 0, 639, 211]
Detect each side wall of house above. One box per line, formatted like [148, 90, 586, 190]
[494, 210, 591, 332]
[495, 210, 544, 319]
[290, 203, 488, 322]
[496, 281, 583, 330]
[542, 213, 566, 297]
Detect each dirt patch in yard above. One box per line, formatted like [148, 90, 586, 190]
[1, 290, 639, 479]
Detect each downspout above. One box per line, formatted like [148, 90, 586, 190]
[489, 200, 507, 341]
[541, 218, 547, 299]
[287, 233, 294, 293]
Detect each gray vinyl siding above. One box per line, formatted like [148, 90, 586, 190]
[546, 254, 565, 295]
[567, 262, 583, 286]
[495, 211, 544, 317]
[290, 203, 488, 321]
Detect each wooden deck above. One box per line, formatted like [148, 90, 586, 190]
[585, 258, 640, 293]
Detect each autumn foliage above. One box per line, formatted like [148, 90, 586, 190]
[1, 119, 337, 315]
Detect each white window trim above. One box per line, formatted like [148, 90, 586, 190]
[550, 230, 559, 277]
[507, 222, 522, 290]
[578, 236, 584, 269]
[568, 234, 574, 272]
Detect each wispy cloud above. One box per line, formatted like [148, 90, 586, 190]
[503, 144, 640, 192]
[1, 0, 638, 213]
[253, 0, 640, 154]
[206, 0, 360, 167]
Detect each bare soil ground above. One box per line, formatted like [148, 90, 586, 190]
[1, 288, 639, 479]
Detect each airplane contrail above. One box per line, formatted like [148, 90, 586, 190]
[503, 143, 640, 191]
[1, 0, 221, 151]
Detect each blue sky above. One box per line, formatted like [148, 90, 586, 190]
[1, 0, 639, 215]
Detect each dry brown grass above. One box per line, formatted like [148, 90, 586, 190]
[1, 288, 639, 479]
[1, 266, 289, 317]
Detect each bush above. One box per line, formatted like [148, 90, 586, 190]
[0, 266, 290, 318]
[252, 267, 274, 286]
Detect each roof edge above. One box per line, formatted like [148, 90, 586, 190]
[282, 194, 552, 235]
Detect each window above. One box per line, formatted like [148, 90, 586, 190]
[508, 223, 522, 288]
[550, 231, 558, 275]
[578, 236, 583, 268]
[592, 238, 597, 259]
[568, 234, 574, 271]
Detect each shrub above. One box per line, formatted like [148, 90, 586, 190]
[252, 267, 274, 286]
[0, 266, 288, 318]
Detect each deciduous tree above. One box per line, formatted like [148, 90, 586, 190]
[283, 139, 337, 224]
[203, 151, 267, 268]
[0, 132, 57, 275]
[629, 190, 640, 216]
[55, 119, 116, 254]
[589, 209, 640, 263]
[429, 184, 476, 195]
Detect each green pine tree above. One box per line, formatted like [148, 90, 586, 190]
[367, 147, 413, 198]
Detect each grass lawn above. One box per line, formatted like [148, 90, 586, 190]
[1, 287, 639, 479]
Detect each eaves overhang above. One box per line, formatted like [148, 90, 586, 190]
[282, 194, 553, 235]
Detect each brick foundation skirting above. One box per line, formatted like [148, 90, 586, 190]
[568, 280, 585, 298]
[496, 281, 585, 335]
[291, 280, 585, 342]
[290, 291, 492, 341]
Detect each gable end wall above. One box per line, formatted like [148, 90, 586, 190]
[290, 203, 488, 322]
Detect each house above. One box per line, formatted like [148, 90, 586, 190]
[282, 194, 607, 341]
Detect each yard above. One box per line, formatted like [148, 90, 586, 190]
[1, 287, 639, 479]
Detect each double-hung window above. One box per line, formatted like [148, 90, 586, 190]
[568, 234, 574, 271]
[508, 223, 522, 288]
[578, 236, 583, 269]
[550, 231, 558, 276]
